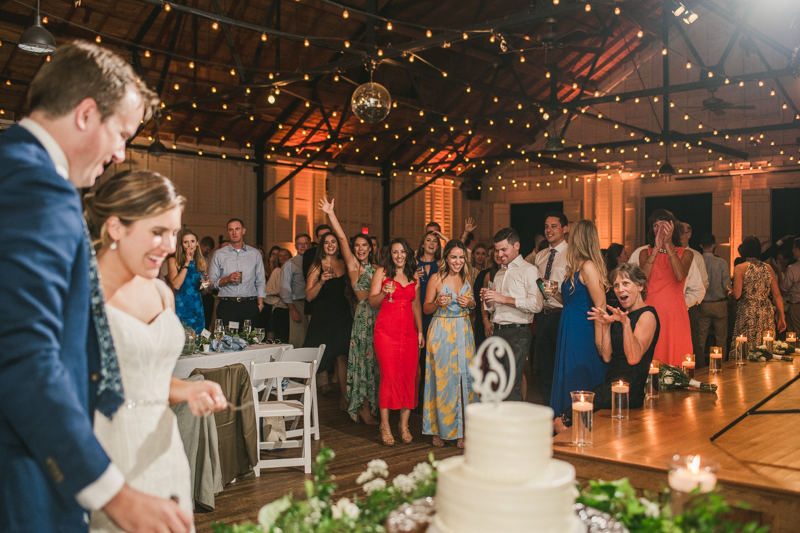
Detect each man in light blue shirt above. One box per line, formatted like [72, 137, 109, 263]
[209, 218, 265, 328]
[281, 233, 312, 347]
[694, 234, 731, 362]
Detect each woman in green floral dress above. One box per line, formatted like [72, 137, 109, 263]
[318, 197, 380, 424]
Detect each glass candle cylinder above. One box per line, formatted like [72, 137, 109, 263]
[647, 364, 659, 399]
[667, 454, 720, 514]
[763, 330, 775, 354]
[710, 347, 722, 373]
[570, 391, 594, 446]
[681, 355, 696, 380]
[787, 332, 796, 351]
[735, 335, 747, 365]
[611, 380, 629, 419]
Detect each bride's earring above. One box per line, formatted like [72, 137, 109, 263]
[110, 241, 118, 251]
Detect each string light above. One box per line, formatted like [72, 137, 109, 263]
[212, 22, 219, 30]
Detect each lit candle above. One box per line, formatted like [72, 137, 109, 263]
[649, 364, 659, 375]
[763, 331, 774, 354]
[682, 356, 696, 379]
[611, 380, 630, 393]
[788, 332, 797, 351]
[710, 348, 722, 373]
[571, 391, 594, 446]
[647, 364, 659, 399]
[668, 455, 718, 493]
[735, 335, 747, 366]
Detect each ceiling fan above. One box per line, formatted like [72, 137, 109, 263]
[689, 89, 755, 116]
[505, 18, 605, 55]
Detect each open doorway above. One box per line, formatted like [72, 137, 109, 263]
[772, 187, 800, 245]
[510, 201, 564, 258]
[644, 194, 712, 250]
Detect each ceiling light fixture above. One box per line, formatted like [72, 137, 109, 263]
[18, 0, 56, 54]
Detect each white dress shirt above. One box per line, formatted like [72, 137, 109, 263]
[280, 253, 307, 303]
[534, 240, 568, 309]
[630, 245, 705, 308]
[780, 262, 800, 304]
[265, 267, 288, 309]
[19, 118, 125, 511]
[492, 254, 543, 324]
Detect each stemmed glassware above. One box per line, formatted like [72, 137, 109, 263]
[253, 328, 265, 344]
[386, 280, 396, 303]
[214, 326, 225, 352]
[243, 319, 252, 336]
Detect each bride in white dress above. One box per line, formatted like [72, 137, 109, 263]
[85, 170, 227, 532]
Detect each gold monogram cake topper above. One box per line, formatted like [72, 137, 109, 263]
[469, 337, 516, 404]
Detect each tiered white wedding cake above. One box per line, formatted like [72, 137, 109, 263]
[433, 339, 584, 533]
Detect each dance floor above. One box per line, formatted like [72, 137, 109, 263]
[553, 360, 800, 533]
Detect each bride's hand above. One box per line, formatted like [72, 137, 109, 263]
[187, 381, 227, 417]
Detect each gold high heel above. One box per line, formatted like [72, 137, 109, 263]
[399, 425, 413, 444]
[379, 425, 395, 446]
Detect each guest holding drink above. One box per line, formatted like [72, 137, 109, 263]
[370, 238, 424, 446]
[475, 248, 499, 347]
[318, 197, 380, 425]
[549, 220, 609, 417]
[423, 240, 478, 448]
[416, 231, 442, 410]
[303, 232, 354, 408]
[554, 264, 660, 434]
[637, 210, 694, 366]
[534, 212, 570, 406]
[731, 236, 786, 353]
[168, 229, 207, 332]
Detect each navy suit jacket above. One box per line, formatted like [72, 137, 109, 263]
[0, 125, 111, 532]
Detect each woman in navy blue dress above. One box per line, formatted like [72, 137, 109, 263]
[168, 229, 207, 332]
[549, 220, 609, 416]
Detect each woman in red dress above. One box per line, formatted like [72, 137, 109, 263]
[370, 238, 424, 446]
[637, 209, 694, 366]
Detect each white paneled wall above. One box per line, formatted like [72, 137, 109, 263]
[99, 149, 256, 247]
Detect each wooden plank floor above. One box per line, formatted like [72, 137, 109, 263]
[195, 363, 545, 531]
[552, 360, 800, 533]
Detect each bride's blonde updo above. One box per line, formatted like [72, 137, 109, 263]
[83, 170, 185, 252]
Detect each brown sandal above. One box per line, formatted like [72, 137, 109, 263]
[399, 425, 413, 444]
[457, 438, 464, 449]
[432, 435, 444, 447]
[379, 425, 395, 446]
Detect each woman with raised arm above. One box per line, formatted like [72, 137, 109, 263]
[318, 197, 380, 424]
[370, 238, 424, 446]
[303, 231, 354, 409]
[423, 240, 478, 448]
[168, 229, 207, 333]
[637, 209, 694, 366]
[554, 264, 660, 434]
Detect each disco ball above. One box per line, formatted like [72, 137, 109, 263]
[351, 82, 391, 124]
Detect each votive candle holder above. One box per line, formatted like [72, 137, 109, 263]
[647, 364, 659, 399]
[611, 381, 629, 420]
[735, 335, 747, 366]
[710, 347, 722, 373]
[570, 391, 594, 446]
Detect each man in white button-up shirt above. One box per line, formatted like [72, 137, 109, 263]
[532, 212, 569, 406]
[481, 228, 543, 401]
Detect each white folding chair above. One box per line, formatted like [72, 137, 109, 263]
[273, 345, 324, 440]
[250, 361, 314, 475]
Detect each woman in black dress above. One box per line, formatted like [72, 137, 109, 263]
[304, 232, 354, 409]
[554, 263, 660, 433]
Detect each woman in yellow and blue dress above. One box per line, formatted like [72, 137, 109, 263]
[422, 239, 478, 448]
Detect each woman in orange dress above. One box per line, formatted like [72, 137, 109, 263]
[637, 209, 694, 366]
[370, 238, 424, 446]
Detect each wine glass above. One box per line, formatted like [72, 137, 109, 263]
[254, 328, 265, 344]
[200, 273, 210, 290]
[484, 280, 495, 312]
[439, 290, 452, 307]
[386, 280, 396, 302]
[214, 327, 225, 352]
[546, 280, 559, 298]
[243, 319, 252, 336]
[215, 319, 223, 331]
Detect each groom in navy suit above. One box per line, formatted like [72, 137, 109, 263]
[0, 42, 191, 532]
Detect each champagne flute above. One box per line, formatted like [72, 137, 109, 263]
[214, 327, 225, 352]
[254, 327, 265, 344]
[243, 319, 252, 336]
[386, 280, 396, 302]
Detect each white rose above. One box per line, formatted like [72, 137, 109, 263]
[363, 478, 387, 494]
[664, 377, 674, 385]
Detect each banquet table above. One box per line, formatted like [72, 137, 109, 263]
[553, 359, 800, 533]
[173, 344, 292, 390]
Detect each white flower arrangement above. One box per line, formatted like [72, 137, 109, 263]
[362, 478, 387, 494]
[391, 474, 417, 495]
[331, 497, 360, 520]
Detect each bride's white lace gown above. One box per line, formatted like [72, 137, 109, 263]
[90, 282, 194, 532]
